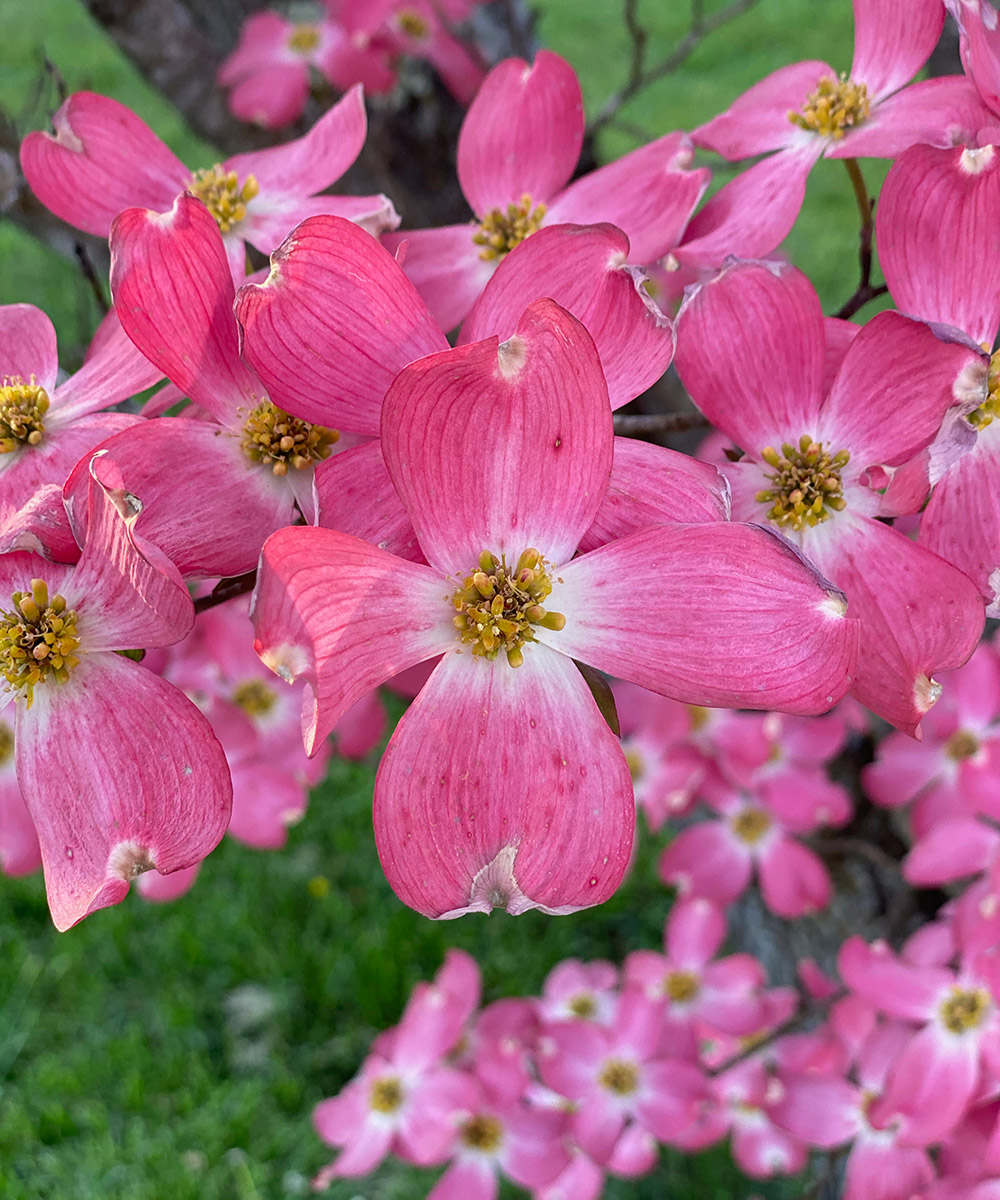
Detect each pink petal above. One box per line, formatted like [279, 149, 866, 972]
[837, 937, 946, 1020]
[225, 84, 367, 195]
[769, 1074, 859, 1147]
[226, 64, 309, 130]
[606, 1125, 657, 1177]
[0, 767, 41, 877]
[110, 195, 257, 425]
[802, 514, 984, 735]
[862, 732, 942, 808]
[327, 1115, 395, 1178]
[877, 143, 1000, 347]
[667, 896, 726, 968]
[674, 260, 826, 453]
[0, 484, 78, 564]
[314, 443, 422, 562]
[844, 1140, 935, 1200]
[422, 24, 487, 107]
[383, 225, 493, 333]
[316, 31, 396, 95]
[546, 133, 708, 264]
[373, 647, 634, 917]
[875, 1023, 980, 1145]
[137, 861, 200, 901]
[52, 311, 162, 423]
[542, 522, 857, 714]
[460, 223, 675, 411]
[19, 91, 187, 237]
[571, 1091, 627, 1165]
[823, 318, 860, 393]
[578, 438, 729, 553]
[217, 11, 290, 85]
[242, 190, 399, 251]
[0, 304, 58, 392]
[16, 653, 231, 930]
[251, 526, 454, 754]
[235, 215, 448, 433]
[956, 0, 1000, 114]
[692, 61, 833, 158]
[637, 1059, 708, 1141]
[457, 51, 584, 214]
[659, 821, 752, 904]
[536, 1154, 604, 1200]
[380, 300, 612, 575]
[228, 760, 306, 849]
[850, 0, 944, 100]
[904, 817, 999, 885]
[427, 1158, 497, 1200]
[757, 836, 832, 917]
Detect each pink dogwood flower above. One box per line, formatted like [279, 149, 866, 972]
[948, 0, 1000, 116]
[674, 258, 987, 734]
[382, 50, 711, 329]
[20, 86, 397, 280]
[538, 959, 619, 1027]
[0, 453, 231, 929]
[251, 299, 858, 916]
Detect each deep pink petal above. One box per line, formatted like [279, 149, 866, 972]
[314, 442, 422, 562]
[0, 304, 58, 392]
[251, 526, 454, 754]
[225, 84, 367, 195]
[235, 215, 448, 433]
[332, 689, 387, 760]
[692, 61, 833, 158]
[381, 300, 612, 575]
[226, 64, 309, 130]
[15, 654, 230, 930]
[0, 485, 77, 564]
[956, 0, 1000, 114]
[850, 0, 944, 100]
[543, 523, 857, 714]
[659, 821, 752, 904]
[457, 51, 584, 214]
[802, 515, 984, 735]
[373, 647, 634, 917]
[758, 836, 832, 917]
[19, 91, 187, 237]
[674, 260, 826, 452]
[905, 818, 999, 885]
[52, 311, 161, 423]
[383, 225, 493, 333]
[110, 195, 257, 425]
[546, 133, 708, 263]
[578, 438, 729, 553]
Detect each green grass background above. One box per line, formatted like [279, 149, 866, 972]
[0, 1, 888, 1196]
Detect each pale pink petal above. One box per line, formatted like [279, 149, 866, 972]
[327, 1117, 394, 1177]
[667, 896, 726, 968]
[862, 732, 942, 808]
[381, 300, 612, 575]
[0, 770, 41, 876]
[542, 523, 857, 714]
[242, 191, 399, 251]
[637, 1059, 708, 1141]
[373, 647, 634, 917]
[844, 1139, 935, 1200]
[850, 0, 944, 100]
[0, 304, 58, 392]
[957, 0, 1000, 114]
[314, 443, 422, 562]
[52, 311, 162, 422]
[874, 1023, 980, 1145]
[228, 760, 305, 849]
[837, 938, 946, 1020]
[757, 836, 832, 917]
[731, 1117, 808, 1178]
[659, 821, 752, 904]
[578, 437, 729, 553]
[546, 133, 708, 263]
[110, 195, 257, 425]
[316, 31, 396, 95]
[136, 860, 200, 901]
[16, 653, 231, 930]
[769, 1074, 859, 1147]
[226, 85, 367, 195]
[572, 1091, 627, 1165]
[427, 1157, 497, 1200]
[674, 260, 826, 452]
[19, 91, 187, 237]
[877, 143, 1000, 347]
[396, 1068, 478, 1164]
[457, 51, 584, 214]
[759, 767, 852, 831]
[536, 1154, 604, 1200]
[251, 526, 454, 754]
[692, 61, 833, 158]
[235, 215, 448, 433]
[823, 318, 860, 394]
[226, 64, 309, 130]
[383, 225, 494, 333]
[606, 1126, 657, 1177]
[0, 484, 77, 564]
[217, 12, 290, 85]
[332, 689, 386, 760]
[904, 818, 999, 885]
[802, 515, 984, 735]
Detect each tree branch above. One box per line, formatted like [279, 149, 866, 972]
[612, 410, 709, 436]
[832, 157, 888, 320]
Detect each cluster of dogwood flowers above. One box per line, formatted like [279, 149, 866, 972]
[217, 0, 488, 128]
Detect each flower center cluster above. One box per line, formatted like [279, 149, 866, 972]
[939, 986, 991, 1034]
[946, 729, 980, 761]
[665, 969, 701, 1003]
[451, 549, 564, 668]
[567, 992, 597, 1019]
[461, 1113, 504, 1152]
[232, 678, 278, 717]
[788, 75, 871, 140]
[369, 1075, 404, 1114]
[473, 194, 547, 261]
[969, 349, 1000, 430]
[0, 721, 12, 765]
[397, 9, 429, 38]
[756, 436, 850, 530]
[187, 165, 260, 234]
[0, 377, 49, 452]
[730, 806, 772, 846]
[598, 1057, 639, 1097]
[0, 580, 81, 707]
[241, 400, 339, 476]
[287, 24, 320, 54]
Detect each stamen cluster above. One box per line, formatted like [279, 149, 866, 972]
[287, 24, 320, 54]
[939, 987, 991, 1034]
[397, 10, 429, 38]
[788, 75, 871, 140]
[369, 1076, 404, 1114]
[0, 377, 49, 452]
[597, 1057, 640, 1096]
[451, 549, 565, 668]
[0, 580, 81, 707]
[730, 806, 772, 846]
[472, 194, 547, 261]
[460, 1113, 503, 1151]
[187, 166, 260, 234]
[241, 400, 339, 476]
[232, 678, 277, 717]
[968, 348, 1000, 429]
[756, 435, 850, 530]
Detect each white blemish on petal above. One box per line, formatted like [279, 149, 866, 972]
[497, 334, 527, 380]
[819, 591, 848, 619]
[915, 673, 943, 715]
[258, 641, 308, 683]
[107, 840, 156, 880]
[987, 567, 1000, 617]
[960, 145, 995, 174]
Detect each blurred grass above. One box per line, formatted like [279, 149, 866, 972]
[0, 1, 892, 1196]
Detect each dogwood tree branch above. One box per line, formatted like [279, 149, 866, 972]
[832, 156, 888, 320]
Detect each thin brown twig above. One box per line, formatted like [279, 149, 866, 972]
[74, 243, 110, 315]
[707, 989, 845, 1077]
[833, 157, 888, 320]
[589, 0, 761, 135]
[193, 570, 257, 615]
[613, 411, 709, 436]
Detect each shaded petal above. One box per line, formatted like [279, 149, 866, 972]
[674, 260, 826, 452]
[956, 0, 1000, 114]
[758, 836, 832, 917]
[667, 896, 726, 968]
[460, 223, 675, 411]
[578, 437, 729, 554]
[15, 653, 231, 930]
[333, 689, 387, 760]
[110, 195, 258, 425]
[217, 11, 290, 85]
[457, 51, 584, 214]
[0, 304, 58, 392]
[381, 300, 612, 575]
[769, 1075, 859, 1147]
[874, 1023, 979, 1145]
[802, 514, 984, 735]
[374, 646, 634, 917]
[542, 523, 857, 714]
[658, 821, 752, 904]
[19, 91, 187, 238]
[235, 215, 448, 433]
[837, 937, 946, 1020]
[251, 526, 454, 754]
[226, 64, 309, 130]
[0, 770, 41, 877]
[315, 442, 422, 562]
[228, 760, 306, 849]
[242, 191, 399, 252]
[427, 1158, 497, 1200]
[52, 311, 162, 422]
[850, 0, 944, 101]
[0, 484, 78, 564]
[383, 225, 494, 333]
[904, 817, 999, 885]
[637, 1060, 708, 1141]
